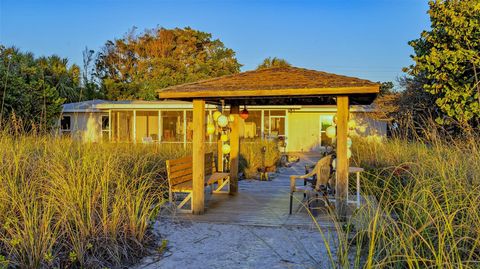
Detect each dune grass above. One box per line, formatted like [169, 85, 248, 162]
[323, 131, 480, 268]
[0, 134, 190, 268]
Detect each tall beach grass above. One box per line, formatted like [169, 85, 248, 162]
[323, 129, 480, 268]
[0, 134, 189, 268]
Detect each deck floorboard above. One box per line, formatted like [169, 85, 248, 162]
[162, 154, 351, 229]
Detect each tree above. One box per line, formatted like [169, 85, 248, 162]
[256, 57, 291, 70]
[95, 27, 242, 100]
[0, 46, 79, 131]
[405, 0, 480, 125]
[80, 47, 103, 100]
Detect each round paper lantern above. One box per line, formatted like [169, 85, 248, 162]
[325, 126, 336, 138]
[206, 123, 216, 135]
[332, 158, 336, 169]
[240, 108, 249, 120]
[222, 144, 231, 154]
[347, 137, 352, 148]
[220, 134, 229, 142]
[358, 125, 367, 133]
[228, 114, 235, 122]
[347, 148, 352, 159]
[217, 115, 228, 127]
[348, 119, 356, 130]
[213, 111, 222, 121]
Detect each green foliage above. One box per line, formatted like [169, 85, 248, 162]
[256, 57, 291, 70]
[95, 27, 242, 100]
[0, 46, 81, 131]
[406, 0, 480, 125]
[239, 138, 281, 179]
[378, 81, 394, 96]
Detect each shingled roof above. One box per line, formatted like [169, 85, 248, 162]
[157, 67, 380, 105]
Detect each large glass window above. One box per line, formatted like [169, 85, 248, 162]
[266, 110, 286, 138]
[244, 110, 261, 139]
[101, 115, 109, 141]
[135, 111, 159, 142]
[61, 115, 71, 132]
[162, 111, 184, 142]
[320, 115, 334, 146]
[61, 115, 72, 137]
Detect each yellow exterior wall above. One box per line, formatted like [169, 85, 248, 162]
[287, 112, 320, 152]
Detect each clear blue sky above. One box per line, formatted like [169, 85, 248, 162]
[0, 0, 430, 86]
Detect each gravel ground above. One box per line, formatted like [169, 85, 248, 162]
[133, 220, 338, 269]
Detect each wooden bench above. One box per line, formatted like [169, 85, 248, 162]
[166, 152, 230, 212]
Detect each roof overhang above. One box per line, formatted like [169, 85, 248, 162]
[156, 67, 380, 106]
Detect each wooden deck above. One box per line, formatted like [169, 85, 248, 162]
[162, 153, 347, 228]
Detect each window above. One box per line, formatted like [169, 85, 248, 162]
[320, 115, 334, 146]
[101, 115, 109, 140]
[61, 115, 71, 134]
[244, 110, 261, 139]
[266, 110, 286, 138]
[162, 111, 184, 142]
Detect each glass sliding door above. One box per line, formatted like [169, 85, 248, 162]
[319, 115, 334, 147]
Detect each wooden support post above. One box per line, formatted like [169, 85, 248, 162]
[229, 105, 240, 193]
[217, 137, 224, 172]
[192, 100, 206, 214]
[336, 96, 349, 220]
[133, 110, 137, 143]
[108, 110, 112, 141]
[183, 110, 187, 149]
[116, 111, 120, 142]
[158, 110, 162, 143]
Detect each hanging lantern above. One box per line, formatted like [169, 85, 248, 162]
[206, 123, 216, 135]
[347, 148, 352, 159]
[333, 114, 337, 124]
[240, 105, 249, 120]
[220, 134, 229, 142]
[213, 111, 222, 122]
[358, 125, 367, 133]
[228, 114, 235, 122]
[332, 158, 336, 169]
[348, 119, 356, 130]
[222, 144, 231, 154]
[217, 115, 228, 127]
[325, 125, 336, 138]
[347, 137, 352, 148]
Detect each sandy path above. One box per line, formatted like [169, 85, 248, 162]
[134, 220, 337, 269]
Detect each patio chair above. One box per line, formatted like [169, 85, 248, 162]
[289, 155, 332, 214]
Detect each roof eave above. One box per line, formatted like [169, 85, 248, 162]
[157, 85, 379, 99]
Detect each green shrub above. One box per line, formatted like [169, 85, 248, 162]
[239, 138, 281, 179]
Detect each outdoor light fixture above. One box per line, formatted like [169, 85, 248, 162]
[207, 123, 216, 135]
[325, 125, 336, 138]
[221, 134, 229, 142]
[347, 137, 352, 148]
[213, 111, 222, 121]
[217, 115, 228, 127]
[240, 105, 249, 120]
[222, 144, 231, 154]
[348, 119, 356, 130]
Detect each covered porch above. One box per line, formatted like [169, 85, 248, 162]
[157, 66, 379, 219]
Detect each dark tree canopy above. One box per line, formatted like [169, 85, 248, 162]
[0, 46, 81, 131]
[405, 0, 480, 125]
[95, 27, 242, 100]
[256, 57, 291, 70]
